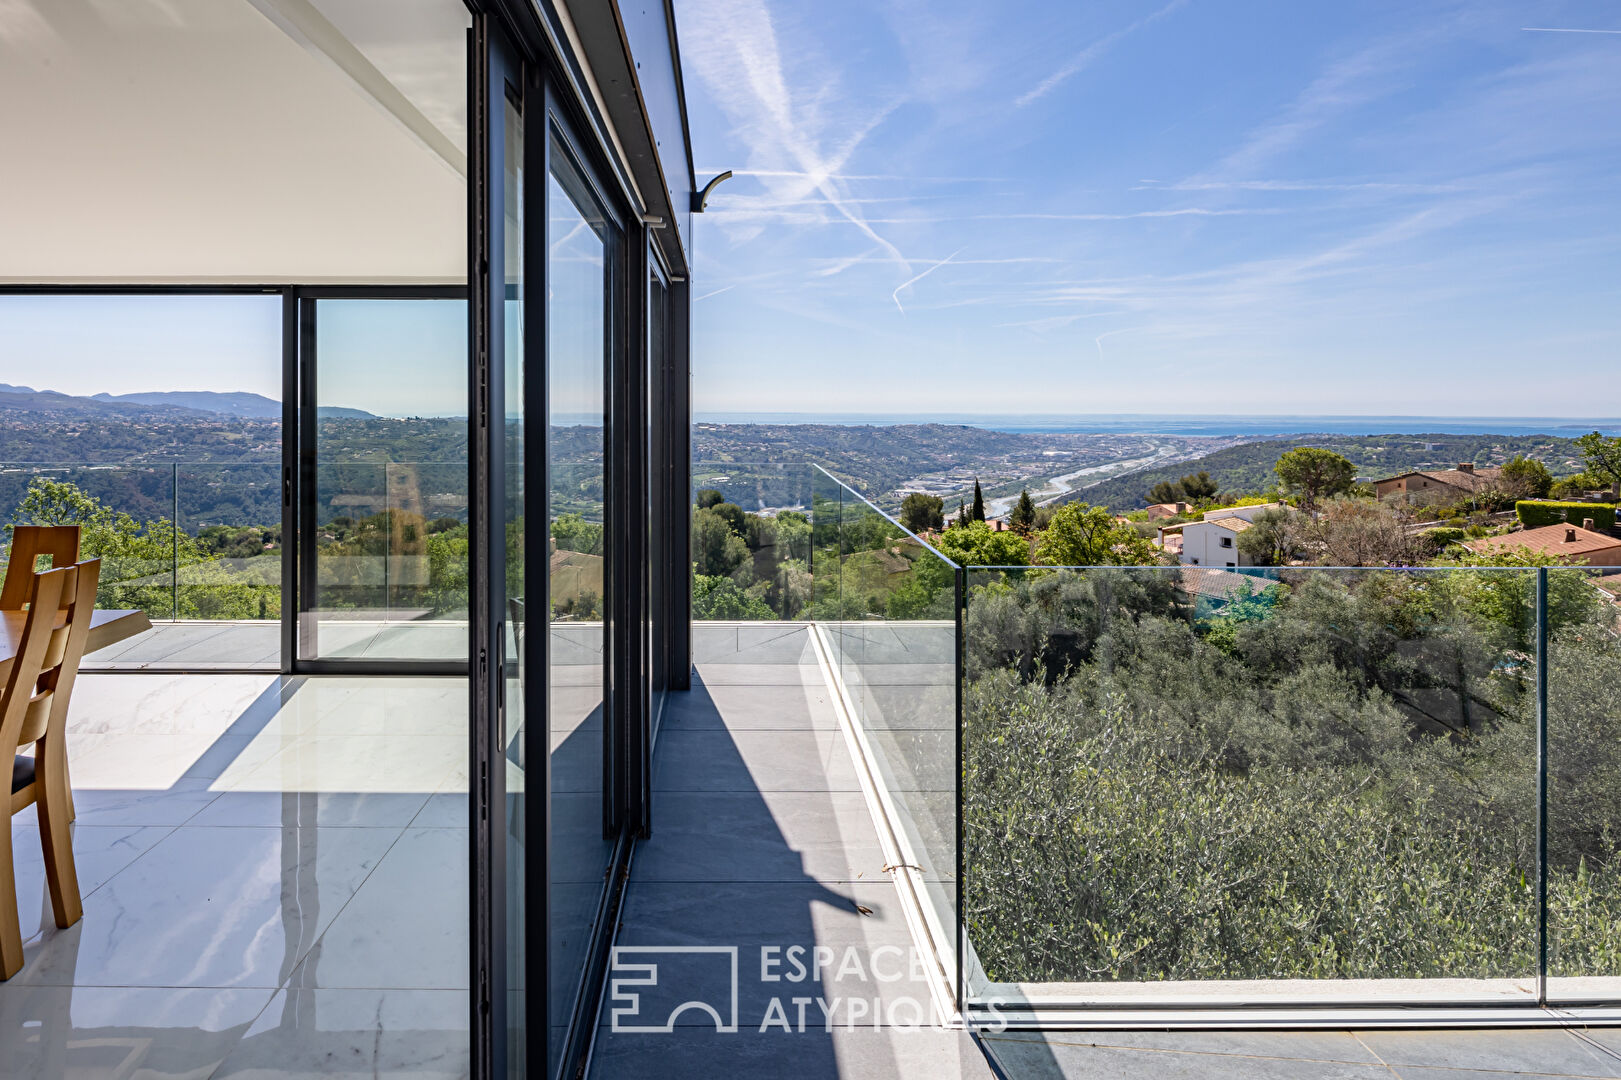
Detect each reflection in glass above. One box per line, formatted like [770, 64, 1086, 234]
[547, 144, 611, 1074]
[501, 97, 527, 1078]
[306, 299, 468, 662]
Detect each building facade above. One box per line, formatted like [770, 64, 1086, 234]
[2, 3, 695, 1077]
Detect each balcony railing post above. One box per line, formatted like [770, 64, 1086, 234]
[954, 563, 967, 1018]
[1536, 565, 1549, 1005]
[172, 462, 179, 621]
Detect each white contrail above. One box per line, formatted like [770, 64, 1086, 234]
[1521, 27, 1621, 33]
[891, 249, 963, 313]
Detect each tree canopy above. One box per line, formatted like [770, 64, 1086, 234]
[1275, 447, 1356, 508]
[1576, 432, 1621, 494]
[899, 492, 945, 535]
[1035, 502, 1159, 567]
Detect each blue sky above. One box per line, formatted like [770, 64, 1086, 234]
[677, 0, 1621, 415]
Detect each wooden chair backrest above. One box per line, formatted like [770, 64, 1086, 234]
[1, 560, 100, 760]
[0, 526, 82, 611]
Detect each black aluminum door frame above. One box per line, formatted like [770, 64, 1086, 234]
[470, 2, 670, 1073]
[470, 14, 524, 1079]
[288, 284, 468, 677]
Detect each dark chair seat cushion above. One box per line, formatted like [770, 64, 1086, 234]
[12, 754, 35, 795]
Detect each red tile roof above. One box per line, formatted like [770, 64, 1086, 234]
[1465, 524, 1621, 559]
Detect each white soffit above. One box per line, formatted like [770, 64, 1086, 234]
[0, 0, 470, 284]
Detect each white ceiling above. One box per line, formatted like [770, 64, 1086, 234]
[0, 0, 470, 284]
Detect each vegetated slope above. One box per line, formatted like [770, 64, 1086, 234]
[0, 387, 214, 419]
[91, 390, 285, 418]
[695, 423, 1043, 489]
[1065, 433, 1587, 512]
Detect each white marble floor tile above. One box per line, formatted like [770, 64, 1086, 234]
[211, 987, 468, 1079]
[68, 730, 292, 792]
[50, 778, 227, 828]
[8, 824, 174, 943]
[187, 790, 432, 829]
[67, 674, 279, 736]
[286, 827, 468, 990]
[411, 787, 469, 829]
[217, 734, 464, 795]
[0, 984, 274, 1080]
[14, 825, 403, 989]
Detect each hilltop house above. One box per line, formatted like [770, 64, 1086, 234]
[1376, 463, 1503, 502]
[1160, 503, 1282, 567]
[1465, 522, 1621, 567]
[1145, 501, 1191, 520]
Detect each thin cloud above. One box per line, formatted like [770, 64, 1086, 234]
[1156, 179, 1467, 193]
[970, 208, 1282, 221]
[1016, 0, 1186, 107]
[682, 0, 914, 274]
[1188, 26, 1443, 184]
[891, 249, 963, 313]
[708, 169, 1003, 182]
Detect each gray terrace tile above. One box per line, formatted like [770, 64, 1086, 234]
[633, 792, 888, 884]
[694, 662, 824, 685]
[991, 1029, 1384, 1063]
[660, 682, 841, 731]
[1355, 1027, 1619, 1075]
[590, 1025, 996, 1079]
[651, 730, 863, 793]
[617, 882, 917, 949]
[983, 1033, 1397, 1080]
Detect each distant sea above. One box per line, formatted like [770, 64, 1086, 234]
[694, 413, 1621, 438]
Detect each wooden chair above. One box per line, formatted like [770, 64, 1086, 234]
[0, 559, 100, 980]
[0, 526, 82, 610]
[2, 526, 87, 825]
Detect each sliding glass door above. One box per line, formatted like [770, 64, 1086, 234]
[297, 293, 469, 666]
[544, 129, 617, 1080]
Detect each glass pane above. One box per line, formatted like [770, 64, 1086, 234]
[1546, 565, 1621, 1003]
[501, 95, 527, 1078]
[0, 294, 282, 669]
[648, 275, 666, 723]
[690, 463, 813, 621]
[306, 298, 468, 662]
[547, 144, 611, 1075]
[814, 468, 958, 982]
[961, 565, 1538, 1013]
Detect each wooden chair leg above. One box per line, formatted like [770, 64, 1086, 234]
[0, 815, 24, 980]
[36, 737, 82, 929]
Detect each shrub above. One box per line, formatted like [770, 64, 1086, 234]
[1516, 501, 1617, 529]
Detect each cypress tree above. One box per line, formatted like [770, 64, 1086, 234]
[971, 479, 985, 522]
[1010, 489, 1036, 535]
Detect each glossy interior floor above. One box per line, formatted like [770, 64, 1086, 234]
[1, 673, 469, 1078]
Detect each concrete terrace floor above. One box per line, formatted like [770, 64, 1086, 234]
[592, 623, 995, 1078]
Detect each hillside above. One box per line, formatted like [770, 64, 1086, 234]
[92, 390, 282, 418]
[1062, 433, 1589, 512]
[693, 422, 1221, 507]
